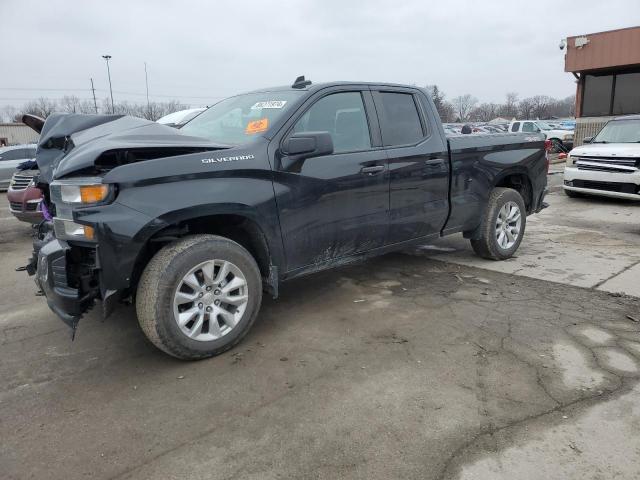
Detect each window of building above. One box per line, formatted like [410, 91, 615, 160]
[582, 74, 614, 116]
[613, 72, 640, 115]
[582, 69, 640, 117]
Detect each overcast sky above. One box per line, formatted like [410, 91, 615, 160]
[2, 0, 638, 109]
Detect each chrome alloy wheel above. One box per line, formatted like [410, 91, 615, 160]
[495, 201, 522, 250]
[172, 260, 249, 341]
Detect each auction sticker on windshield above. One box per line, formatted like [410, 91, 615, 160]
[245, 118, 269, 134]
[251, 101, 287, 109]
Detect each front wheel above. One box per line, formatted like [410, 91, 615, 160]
[470, 188, 526, 260]
[136, 234, 262, 360]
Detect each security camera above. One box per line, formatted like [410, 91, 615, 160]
[559, 39, 566, 50]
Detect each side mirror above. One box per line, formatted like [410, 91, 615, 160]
[582, 136, 593, 144]
[284, 131, 333, 159]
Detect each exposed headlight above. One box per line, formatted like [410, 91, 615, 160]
[51, 177, 114, 206]
[53, 218, 96, 242]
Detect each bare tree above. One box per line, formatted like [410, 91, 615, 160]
[1, 105, 20, 123]
[22, 97, 58, 119]
[452, 94, 478, 122]
[530, 95, 553, 119]
[425, 85, 455, 123]
[470, 103, 499, 122]
[517, 98, 535, 119]
[499, 92, 519, 119]
[101, 98, 188, 120]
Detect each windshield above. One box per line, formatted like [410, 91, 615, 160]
[536, 121, 552, 131]
[592, 119, 640, 143]
[181, 91, 303, 145]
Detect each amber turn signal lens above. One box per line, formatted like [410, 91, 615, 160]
[80, 184, 109, 204]
[83, 225, 95, 240]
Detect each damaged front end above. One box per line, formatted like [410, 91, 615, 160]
[21, 112, 227, 334]
[26, 221, 100, 332]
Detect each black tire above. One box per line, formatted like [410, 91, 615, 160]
[550, 138, 564, 153]
[136, 234, 262, 360]
[470, 187, 527, 260]
[564, 188, 582, 198]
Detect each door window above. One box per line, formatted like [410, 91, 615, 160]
[292, 92, 371, 154]
[522, 122, 535, 133]
[376, 92, 424, 146]
[511, 122, 520, 132]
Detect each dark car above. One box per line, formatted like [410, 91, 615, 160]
[23, 77, 548, 359]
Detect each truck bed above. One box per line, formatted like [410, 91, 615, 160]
[443, 132, 548, 235]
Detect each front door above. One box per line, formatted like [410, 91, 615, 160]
[272, 89, 389, 272]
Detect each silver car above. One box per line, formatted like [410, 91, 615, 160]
[0, 144, 37, 191]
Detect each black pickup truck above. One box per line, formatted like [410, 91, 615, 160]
[24, 77, 548, 359]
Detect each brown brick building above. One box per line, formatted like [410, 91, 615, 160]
[564, 26, 640, 145]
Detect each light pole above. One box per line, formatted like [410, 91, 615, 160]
[102, 55, 114, 114]
[144, 62, 150, 117]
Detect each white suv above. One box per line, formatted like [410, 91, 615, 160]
[509, 120, 574, 152]
[563, 115, 640, 201]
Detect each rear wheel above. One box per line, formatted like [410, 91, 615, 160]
[136, 234, 262, 360]
[470, 188, 526, 260]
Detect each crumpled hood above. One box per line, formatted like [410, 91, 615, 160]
[571, 143, 640, 158]
[35, 113, 226, 183]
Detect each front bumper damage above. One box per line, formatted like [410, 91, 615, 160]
[25, 224, 101, 333]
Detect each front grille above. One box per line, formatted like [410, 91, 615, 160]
[575, 156, 639, 166]
[569, 179, 639, 194]
[10, 173, 34, 191]
[9, 201, 23, 211]
[575, 156, 639, 174]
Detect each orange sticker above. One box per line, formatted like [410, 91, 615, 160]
[245, 118, 269, 134]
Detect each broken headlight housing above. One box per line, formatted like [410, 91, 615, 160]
[49, 177, 115, 242]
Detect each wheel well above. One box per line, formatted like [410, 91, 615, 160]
[131, 214, 271, 290]
[495, 174, 533, 212]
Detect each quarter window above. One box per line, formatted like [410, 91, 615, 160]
[377, 92, 424, 146]
[292, 92, 371, 154]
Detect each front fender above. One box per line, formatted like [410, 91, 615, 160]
[75, 173, 283, 291]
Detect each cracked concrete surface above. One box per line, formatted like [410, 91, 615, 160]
[1, 186, 640, 480]
[421, 186, 640, 297]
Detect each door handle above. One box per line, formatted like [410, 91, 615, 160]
[425, 159, 445, 167]
[361, 165, 385, 175]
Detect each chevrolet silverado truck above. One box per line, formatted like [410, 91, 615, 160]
[23, 78, 548, 359]
[564, 115, 640, 200]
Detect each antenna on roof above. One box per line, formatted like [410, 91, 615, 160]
[292, 75, 312, 89]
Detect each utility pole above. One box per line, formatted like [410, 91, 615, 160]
[144, 62, 150, 118]
[90, 78, 98, 114]
[102, 54, 114, 114]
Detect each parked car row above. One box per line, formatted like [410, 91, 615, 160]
[509, 120, 574, 152]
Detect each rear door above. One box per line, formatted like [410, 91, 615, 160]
[272, 87, 389, 272]
[371, 88, 449, 244]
